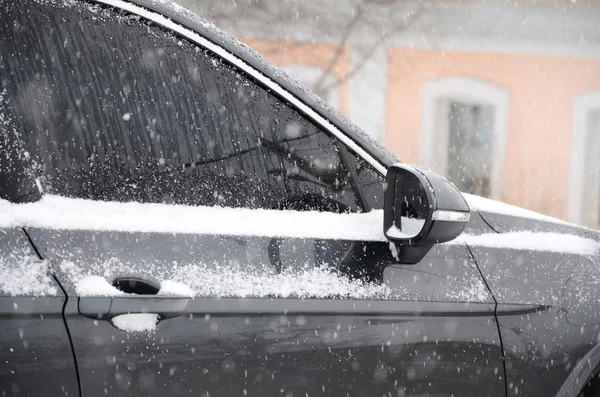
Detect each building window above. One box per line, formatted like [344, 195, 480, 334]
[422, 77, 509, 200]
[568, 92, 600, 228]
[447, 101, 496, 197]
[280, 64, 340, 109]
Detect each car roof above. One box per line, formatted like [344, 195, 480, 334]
[86, 0, 398, 169]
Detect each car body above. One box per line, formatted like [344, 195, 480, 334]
[1, 1, 600, 397]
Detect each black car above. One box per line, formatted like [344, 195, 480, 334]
[1, 1, 600, 397]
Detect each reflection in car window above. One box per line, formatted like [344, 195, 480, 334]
[0, 1, 360, 212]
[349, 151, 385, 210]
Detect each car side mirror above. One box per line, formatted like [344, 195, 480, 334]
[383, 163, 470, 264]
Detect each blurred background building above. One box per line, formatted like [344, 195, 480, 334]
[178, 0, 600, 228]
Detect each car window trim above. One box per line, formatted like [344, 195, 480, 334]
[90, 0, 387, 178]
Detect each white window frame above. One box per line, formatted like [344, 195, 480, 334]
[568, 92, 600, 226]
[421, 77, 509, 200]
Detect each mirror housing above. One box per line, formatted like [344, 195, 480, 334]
[384, 163, 470, 264]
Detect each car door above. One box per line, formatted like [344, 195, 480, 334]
[0, 81, 80, 397]
[0, 227, 80, 397]
[2, 1, 504, 396]
[466, 210, 600, 397]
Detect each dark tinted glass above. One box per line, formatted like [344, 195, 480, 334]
[0, 96, 39, 203]
[349, 152, 385, 210]
[0, 1, 360, 212]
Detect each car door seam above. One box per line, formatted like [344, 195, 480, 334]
[466, 243, 508, 397]
[476, 211, 499, 233]
[52, 274, 84, 397]
[22, 228, 84, 397]
[21, 227, 43, 260]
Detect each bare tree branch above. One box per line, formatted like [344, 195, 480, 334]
[311, 3, 366, 91]
[319, 6, 423, 92]
[182, 0, 424, 102]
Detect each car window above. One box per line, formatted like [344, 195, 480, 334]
[0, 1, 367, 213]
[0, 98, 38, 203]
[348, 151, 385, 210]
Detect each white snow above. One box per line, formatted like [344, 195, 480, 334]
[389, 242, 400, 261]
[0, 195, 386, 241]
[0, 251, 57, 296]
[285, 122, 302, 139]
[171, 264, 392, 299]
[2, 195, 584, 247]
[158, 280, 195, 297]
[75, 275, 125, 296]
[460, 232, 600, 256]
[111, 313, 158, 332]
[3, 195, 597, 261]
[383, 264, 490, 302]
[57, 260, 490, 302]
[463, 193, 572, 226]
[386, 225, 405, 239]
[452, 279, 489, 302]
[386, 217, 425, 239]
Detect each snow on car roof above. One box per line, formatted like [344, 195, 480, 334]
[463, 193, 572, 226]
[458, 231, 600, 256]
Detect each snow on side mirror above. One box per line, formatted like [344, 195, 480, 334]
[383, 163, 470, 264]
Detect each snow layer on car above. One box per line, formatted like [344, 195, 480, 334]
[0, 195, 386, 241]
[158, 280, 195, 297]
[0, 250, 57, 296]
[3, 196, 598, 257]
[74, 275, 125, 296]
[460, 232, 600, 256]
[463, 193, 572, 226]
[59, 257, 490, 302]
[175, 263, 490, 301]
[112, 313, 159, 332]
[65, 264, 393, 300]
[170, 264, 392, 299]
[447, 276, 489, 302]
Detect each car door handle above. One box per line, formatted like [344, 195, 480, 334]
[79, 295, 191, 320]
